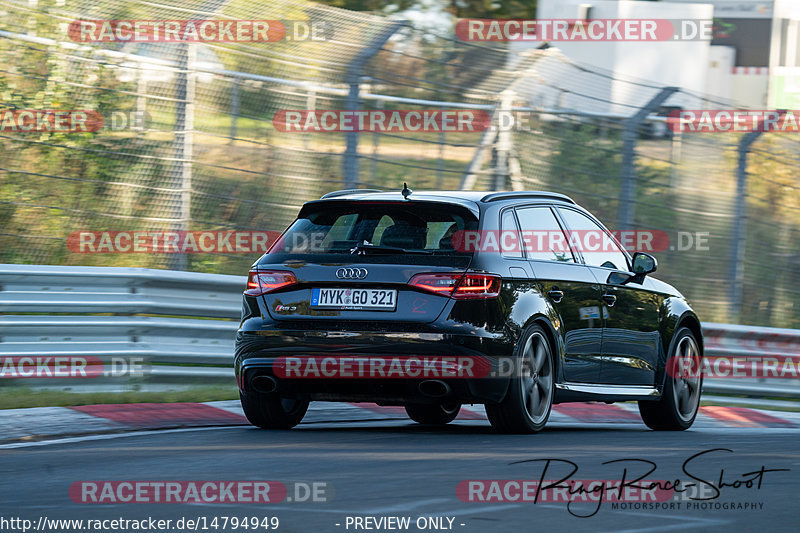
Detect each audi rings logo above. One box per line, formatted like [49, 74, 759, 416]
[336, 267, 368, 279]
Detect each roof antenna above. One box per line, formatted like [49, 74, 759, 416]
[402, 182, 412, 200]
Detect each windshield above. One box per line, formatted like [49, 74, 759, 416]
[267, 202, 478, 257]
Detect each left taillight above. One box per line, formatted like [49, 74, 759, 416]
[244, 270, 297, 296]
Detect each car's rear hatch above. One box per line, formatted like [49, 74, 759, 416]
[250, 199, 479, 324]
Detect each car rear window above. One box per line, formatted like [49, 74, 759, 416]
[268, 202, 478, 257]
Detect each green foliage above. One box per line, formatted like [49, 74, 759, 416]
[446, 0, 537, 18]
[543, 122, 622, 221]
[0, 385, 238, 410]
[314, 0, 537, 18]
[313, 0, 416, 12]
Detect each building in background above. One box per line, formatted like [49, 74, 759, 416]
[518, 0, 800, 109]
[671, 0, 800, 107]
[512, 0, 714, 113]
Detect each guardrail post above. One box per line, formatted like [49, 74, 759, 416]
[343, 22, 406, 189]
[617, 87, 678, 230]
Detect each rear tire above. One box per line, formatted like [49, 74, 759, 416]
[240, 390, 309, 429]
[405, 402, 460, 425]
[486, 324, 554, 434]
[639, 327, 703, 431]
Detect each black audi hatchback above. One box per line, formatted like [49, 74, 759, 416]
[235, 189, 703, 433]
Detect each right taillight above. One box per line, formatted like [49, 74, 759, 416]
[409, 273, 501, 299]
[244, 270, 297, 296]
[454, 274, 502, 298]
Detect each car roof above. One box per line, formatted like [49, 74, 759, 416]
[315, 190, 575, 214]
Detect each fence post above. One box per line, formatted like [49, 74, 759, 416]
[617, 87, 678, 231]
[229, 78, 240, 143]
[304, 87, 317, 152]
[136, 64, 147, 132]
[669, 127, 682, 192]
[168, 42, 196, 271]
[461, 108, 499, 190]
[168, 0, 227, 271]
[343, 22, 406, 189]
[492, 89, 514, 190]
[371, 99, 382, 181]
[728, 129, 764, 321]
[437, 128, 445, 188]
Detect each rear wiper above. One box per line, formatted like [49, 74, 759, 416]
[350, 242, 432, 255]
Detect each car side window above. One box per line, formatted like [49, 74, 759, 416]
[500, 209, 524, 258]
[515, 206, 575, 263]
[556, 207, 629, 271]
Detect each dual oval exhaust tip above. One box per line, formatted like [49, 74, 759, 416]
[418, 379, 451, 398]
[251, 375, 278, 394]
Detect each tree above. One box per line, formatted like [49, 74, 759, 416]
[446, 0, 537, 19]
[315, 0, 537, 19]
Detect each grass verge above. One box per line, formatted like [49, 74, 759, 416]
[0, 386, 239, 410]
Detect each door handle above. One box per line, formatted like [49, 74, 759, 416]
[602, 293, 617, 307]
[547, 289, 564, 303]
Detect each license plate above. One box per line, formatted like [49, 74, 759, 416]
[311, 288, 397, 310]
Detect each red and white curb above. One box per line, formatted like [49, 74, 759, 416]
[2, 401, 799, 443]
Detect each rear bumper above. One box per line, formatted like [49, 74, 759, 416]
[234, 317, 513, 404]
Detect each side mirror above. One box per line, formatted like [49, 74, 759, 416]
[631, 252, 657, 275]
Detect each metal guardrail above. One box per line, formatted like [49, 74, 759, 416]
[0, 265, 240, 387]
[701, 323, 800, 398]
[0, 265, 798, 398]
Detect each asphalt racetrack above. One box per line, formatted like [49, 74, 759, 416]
[1, 414, 798, 533]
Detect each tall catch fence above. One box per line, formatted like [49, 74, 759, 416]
[0, 0, 798, 327]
